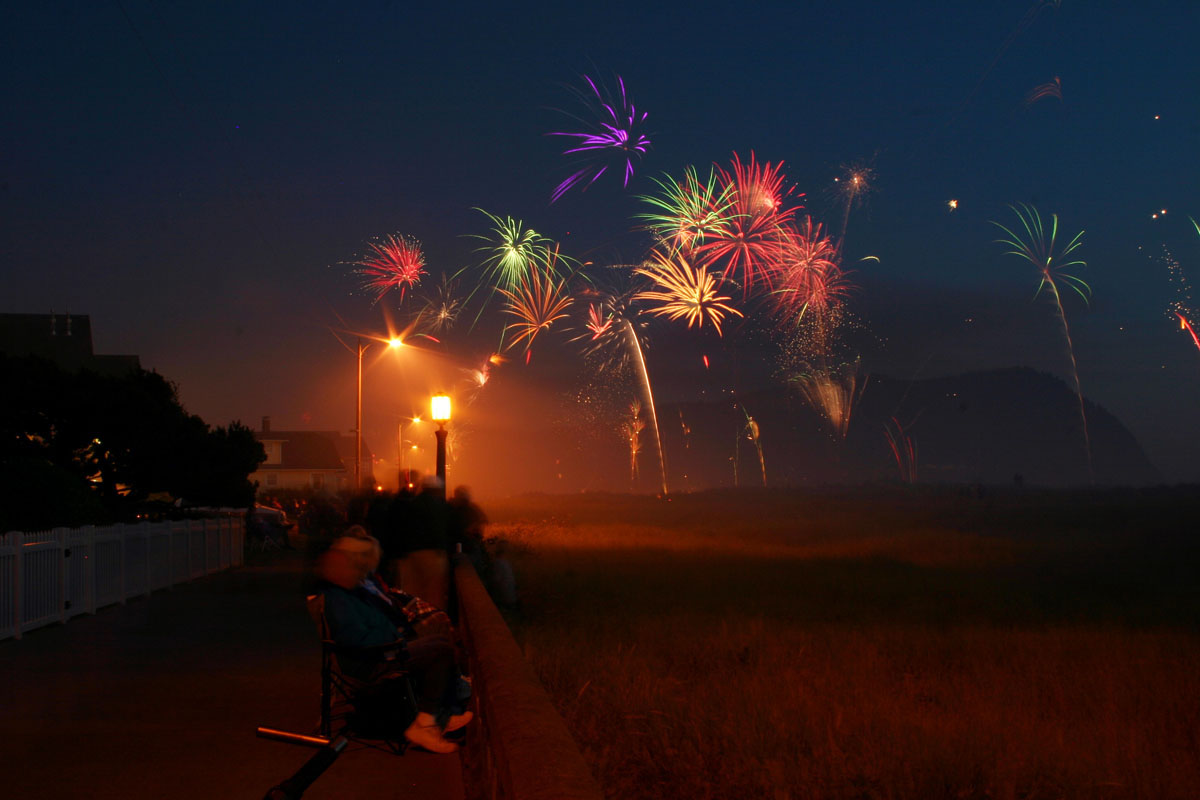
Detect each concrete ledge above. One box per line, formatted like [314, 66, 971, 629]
[454, 559, 604, 800]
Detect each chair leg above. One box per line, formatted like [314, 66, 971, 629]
[320, 659, 332, 738]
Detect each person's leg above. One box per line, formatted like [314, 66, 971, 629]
[404, 634, 454, 712]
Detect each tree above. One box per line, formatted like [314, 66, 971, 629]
[0, 355, 265, 528]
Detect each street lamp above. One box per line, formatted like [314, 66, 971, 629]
[355, 335, 403, 490]
[431, 394, 451, 497]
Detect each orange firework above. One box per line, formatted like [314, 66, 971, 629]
[498, 260, 573, 361]
[634, 249, 743, 335]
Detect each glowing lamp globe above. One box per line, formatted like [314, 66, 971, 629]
[431, 395, 451, 423]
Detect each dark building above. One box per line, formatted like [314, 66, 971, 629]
[0, 313, 140, 375]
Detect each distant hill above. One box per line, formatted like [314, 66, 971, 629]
[659, 367, 1159, 489]
[458, 366, 1160, 494]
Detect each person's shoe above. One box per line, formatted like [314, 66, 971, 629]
[443, 710, 474, 733]
[404, 712, 459, 754]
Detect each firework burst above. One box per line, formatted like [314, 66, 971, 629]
[992, 203, 1092, 479]
[469, 209, 552, 292]
[412, 271, 464, 333]
[771, 218, 848, 322]
[357, 234, 426, 302]
[633, 249, 743, 336]
[636, 166, 737, 252]
[548, 74, 651, 203]
[702, 152, 797, 295]
[498, 259, 574, 362]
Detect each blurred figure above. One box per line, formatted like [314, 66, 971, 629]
[314, 530, 471, 753]
[392, 478, 450, 609]
[447, 485, 488, 573]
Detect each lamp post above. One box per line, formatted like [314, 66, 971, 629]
[431, 394, 451, 499]
[355, 336, 403, 491]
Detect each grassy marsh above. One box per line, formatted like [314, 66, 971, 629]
[487, 487, 1200, 799]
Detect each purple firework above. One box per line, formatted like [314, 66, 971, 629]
[548, 74, 651, 203]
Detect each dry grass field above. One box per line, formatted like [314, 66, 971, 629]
[484, 487, 1200, 800]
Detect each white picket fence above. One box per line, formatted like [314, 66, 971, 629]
[0, 516, 244, 641]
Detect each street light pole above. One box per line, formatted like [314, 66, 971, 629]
[353, 335, 403, 493]
[355, 337, 365, 491]
[431, 395, 451, 500]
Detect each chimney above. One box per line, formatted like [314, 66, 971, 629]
[262, 415, 271, 433]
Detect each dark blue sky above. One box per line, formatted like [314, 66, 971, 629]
[3, 1, 1198, 483]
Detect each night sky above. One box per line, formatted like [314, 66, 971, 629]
[3, 1, 1198, 487]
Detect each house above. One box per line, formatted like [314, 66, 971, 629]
[0, 313, 140, 375]
[251, 416, 376, 494]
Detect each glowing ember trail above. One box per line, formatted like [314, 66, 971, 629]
[1179, 313, 1200, 353]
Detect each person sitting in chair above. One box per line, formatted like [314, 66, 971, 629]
[315, 535, 472, 754]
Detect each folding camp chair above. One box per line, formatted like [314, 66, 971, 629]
[256, 593, 417, 799]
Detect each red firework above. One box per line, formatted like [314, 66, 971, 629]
[357, 234, 427, 302]
[772, 218, 850, 320]
[699, 152, 800, 296]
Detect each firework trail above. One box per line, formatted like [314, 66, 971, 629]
[702, 152, 798, 296]
[633, 248, 743, 335]
[958, 0, 1063, 115]
[739, 403, 767, 486]
[577, 280, 669, 494]
[791, 359, 868, 439]
[678, 408, 691, 449]
[548, 74, 651, 203]
[357, 234, 427, 302]
[623, 400, 645, 484]
[1025, 76, 1063, 105]
[992, 203, 1093, 481]
[459, 357, 495, 405]
[832, 163, 873, 253]
[1165, 218, 1200, 354]
[636, 166, 737, 253]
[1177, 313, 1200, 353]
[497, 254, 574, 363]
[884, 415, 919, 483]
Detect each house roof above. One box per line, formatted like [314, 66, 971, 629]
[255, 430, 374, 471]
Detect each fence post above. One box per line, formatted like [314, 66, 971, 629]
[59, 527, 69, 624]
[83, 525, 96, 615]
[116, 523, 126, 605]
[144, 523, 152, 598]
[12, 532, 21, 641]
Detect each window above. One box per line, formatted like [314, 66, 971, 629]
[312, 473, 324, 489]
[267, 473, 278, 487]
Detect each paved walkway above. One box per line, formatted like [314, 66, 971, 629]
[0, 551, 464, 800]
